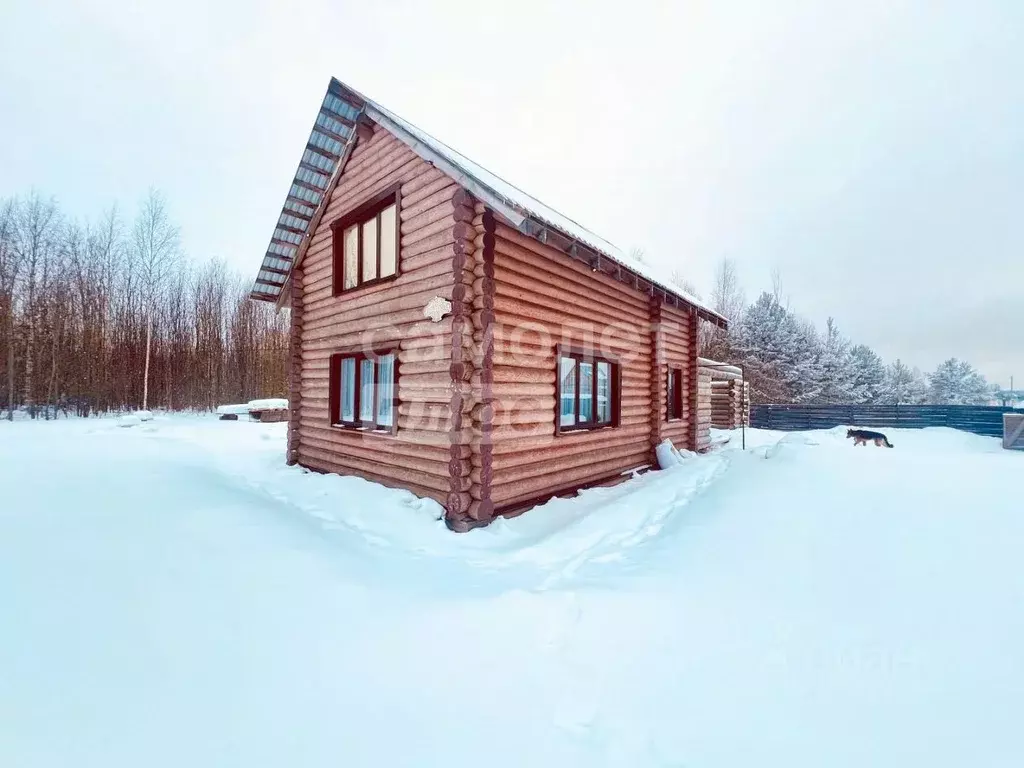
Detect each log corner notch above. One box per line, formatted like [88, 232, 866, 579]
[648, 296, 664, 465]
[690, 311, 712, 452]
[286, 268, 303, 466]
[687, 308, 700, 452]
[445, 190, 493, 532]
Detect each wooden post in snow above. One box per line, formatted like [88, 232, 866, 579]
[1004, 413, 1024, 450]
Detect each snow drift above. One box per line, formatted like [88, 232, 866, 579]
[2, 416, 1022, 767]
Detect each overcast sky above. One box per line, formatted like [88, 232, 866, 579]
[1, 0, 1021, 385]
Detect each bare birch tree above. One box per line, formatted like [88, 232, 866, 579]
[669, 269, 701, 300]
[703, 257, 746, 360]
[13, 194, 59, 416]
[132, 190, 180, 411]
[0, 198, 19, 420]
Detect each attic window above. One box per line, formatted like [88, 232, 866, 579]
[332, 186, 401, 294]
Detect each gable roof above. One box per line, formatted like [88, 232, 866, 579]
[250, 78, 727, 327]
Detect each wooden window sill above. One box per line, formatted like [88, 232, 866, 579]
[330, 424, 396, 436]
[334, 272, 399, 296]
[557, 424, 618, 436]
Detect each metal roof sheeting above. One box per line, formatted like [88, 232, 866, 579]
[249, 83, 363, 302]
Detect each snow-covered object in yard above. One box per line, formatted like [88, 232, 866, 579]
[655, 438, 692, 468]
[3, 418, 1024, 766]
[246, 398, 287, 411]
[215, 403, 251, 415]
[117, 414, 141, 427]
[133, 410, 153, 421]
[216, 399, 288, 416]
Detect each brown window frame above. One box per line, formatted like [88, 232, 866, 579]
[331, 184, 402, 295]
[328, 349, 399, 434]
[555, 344, 621, 435]
[667, 367, 684, 421]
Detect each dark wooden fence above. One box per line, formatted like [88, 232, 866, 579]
[751, 404, 1019, 438]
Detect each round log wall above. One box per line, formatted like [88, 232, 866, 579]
[483, 223, 656, 512]
[699, 358, 749, 429]
[294, 126, 462, 506]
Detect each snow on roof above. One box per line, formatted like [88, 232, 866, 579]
[699, 358, 743, 377]
[253, 78, 727, 326]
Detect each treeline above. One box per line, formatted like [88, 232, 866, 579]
[0, 187, 1001, 418]
[0, 190, 288, 418]
[693, 260, 996, 406]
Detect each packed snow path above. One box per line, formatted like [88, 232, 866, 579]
[2, 417, 1023, 767]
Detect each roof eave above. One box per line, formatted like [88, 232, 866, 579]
[271, 128, 362, 311]
[248, 81, 367, 304]
[517, 217, 728, 329]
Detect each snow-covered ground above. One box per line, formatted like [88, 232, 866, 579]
[2, 416, 1023, 767]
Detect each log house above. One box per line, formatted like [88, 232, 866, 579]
[250, 78, 729, 530]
